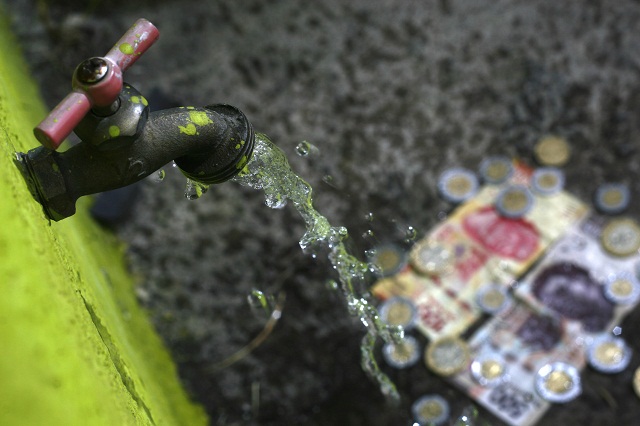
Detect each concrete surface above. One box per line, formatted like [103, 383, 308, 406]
[0, 7, 207, 425]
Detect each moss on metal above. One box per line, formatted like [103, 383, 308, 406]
[0, 10, 207, 426]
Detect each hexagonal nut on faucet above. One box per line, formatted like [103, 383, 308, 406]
[23, 148, 76, 221]
[73, 84, 149, 147]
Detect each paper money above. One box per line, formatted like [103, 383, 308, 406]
[372, 270, 478, 338]
[516, 214, 640, 335]
[450, 301, 586, 426]
[373, 161, 588, 340]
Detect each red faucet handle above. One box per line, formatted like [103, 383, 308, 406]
[33, 91, 92, 150]
[105, 18, 160, 72]
[33, 18, 159, 150]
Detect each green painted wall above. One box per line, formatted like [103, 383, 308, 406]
[0, 11, 207, 426]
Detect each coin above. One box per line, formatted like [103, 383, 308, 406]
[378, 296, 418, 329]
[495, 185, 535, 218]
[601, 218, 640, 257]
[595, 183, 630, 215]
[634, 366, 640, 399]
[368, 244, 407, 277]
[479, 156, 514, 184]
[410, 240, 453, 276]
[534, 135, 570, 166]
[437, 168, 479, 204]
[531, 167, 565, 196]
[411, 394, 450, 426]
[587, 334, 631, 374]
[470, 353, 509, 387]
[425, 336, 471, 376]
[535, 362, 582, 403]
[382, 335, 421, 369]
[475, 284, 510, 314]
[603, 272, 640, 305]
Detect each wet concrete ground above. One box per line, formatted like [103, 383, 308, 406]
[6, 0, 640, 424]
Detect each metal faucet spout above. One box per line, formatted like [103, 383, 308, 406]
[15, 97, 254, 221]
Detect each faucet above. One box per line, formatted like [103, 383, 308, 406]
[14, 18, 255, 221]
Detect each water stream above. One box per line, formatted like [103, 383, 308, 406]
[231, 132, 403, 400]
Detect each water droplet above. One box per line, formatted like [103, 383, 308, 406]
[325, 280, 339, 291]
[403, 225, 417, 243]
[264, 192, 287, 209]
[453, 405, 480, 426]
[339, 227, 348, 236]
[362, 229, 379, 245]
[295, 140, 319, 157]
[247, 289, 271, 314]
[368, 262, 382, 275]
[171, 161, 178, 168]
[388, 325, 405, 343]
[151, 169, 165, 183]
[322, 175, 333, 183]
[185, 179, 209, 200]
[364, 212, 375, 222]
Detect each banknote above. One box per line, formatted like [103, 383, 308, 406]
[373, 161, 588, 340]
[516, 214, 640, 335]
[372, 269, 482, 337]
[449, 301, 586, 426]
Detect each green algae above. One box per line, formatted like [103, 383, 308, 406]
[0, 8, 206, 426]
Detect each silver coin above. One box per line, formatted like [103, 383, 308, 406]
[367, 243, 408, 277]
[382, 335, 421, 369]
[437, 168, 479, 203]
[595, 183, 630, 215]
[531, 167, 565, 196]
[495, 185, 535, 218]
[587, 334, 632, 374]
[475, 284, 511, 314]
[479, 156, 514, 184]
[470, 352, 509, 387]
[535, 362, 582, 403]
[410, 240, 453, 276]
[411, 394, 450, 426]
[378, 296, 418, 329]
[604, 272, 640, 305]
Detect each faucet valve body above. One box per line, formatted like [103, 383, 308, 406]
[15, 19, 255, 221]
[33, 19, 159, 150]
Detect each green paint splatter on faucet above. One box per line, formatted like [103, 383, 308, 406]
[178, 123, 197, 136]
[119, 42, 134, 55]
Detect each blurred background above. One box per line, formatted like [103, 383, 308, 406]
[4, 0, 640, 424]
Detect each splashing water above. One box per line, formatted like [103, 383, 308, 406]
[233, 133, 402, 400]
[322, 174, 335, 185]
[362, 229, 378, 244]
[403, 225, 418, 243]
[295, 140, 320, 157]
[453, 405, 481, 426]
[325, 279, 339, 291]
[247, 289, 274, 315]
[185, 178, 210, 200]
[151, 169, 166, 183]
